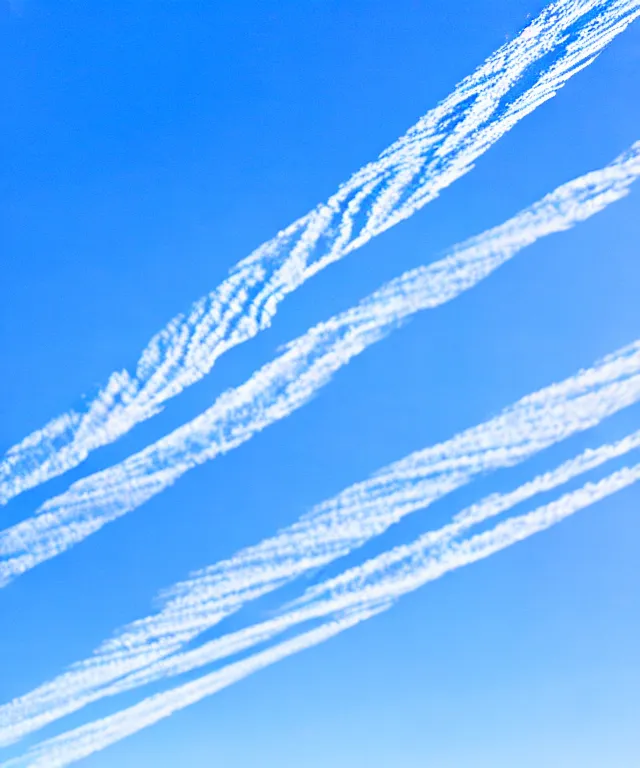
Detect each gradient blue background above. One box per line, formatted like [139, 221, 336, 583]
[1, 1, 639, 765]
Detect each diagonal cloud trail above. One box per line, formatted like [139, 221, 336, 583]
[1, 141, 639, 589]
[4, 461, 638, 768]
[2, 340, 640, 747]
[292, 449, 640, 612]
[2, 0, 638, 508]
[0, 604, 391, 768]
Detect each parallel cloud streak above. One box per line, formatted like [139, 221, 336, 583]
[1, 0, 638, 507]
[1, 141, 639, 588]
[5, 459, 638, 767]
[2, 336, 640, 746]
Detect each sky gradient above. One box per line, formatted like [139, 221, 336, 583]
[1, 2, 639, 766]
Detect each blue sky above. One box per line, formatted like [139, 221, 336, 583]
[1, 1, 639, 766]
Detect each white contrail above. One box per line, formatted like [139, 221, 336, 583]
[0, 603, 392, 768]
[293, 461, 640, 614]
[1, 0, 638, 507]
[2, 338, 640, 747]
[4, 462, 638, 768]
[2, 141, 639, 588]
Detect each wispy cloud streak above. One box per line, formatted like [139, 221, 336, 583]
[1, 141, 639, 588]
[1, 0, 637, 507]
[5, 459, 638, 767]
[2, 339, 640, 747]
[294, 452, 640, 613]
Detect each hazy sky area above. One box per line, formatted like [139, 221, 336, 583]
[1, 2, 639, 766]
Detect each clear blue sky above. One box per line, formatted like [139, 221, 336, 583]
[1, 1, 639, 766]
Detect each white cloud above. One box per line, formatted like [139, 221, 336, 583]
[1, 140, 638, 589]
[5, 458, 638, 767]
[1, 0, 637, 509]
[2, 337, 640, 748]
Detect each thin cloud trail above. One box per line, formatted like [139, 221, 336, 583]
[111, 431, 640, 693]
[282, 464, 640, 625]
[2, 0, 638, 508]
[2, 343, 640, 747]
[0, 604, 392, 768]
[4, 463, 638, 768]
[70, 440, 640, 703]
[294, 438, 640, 608]
[2, 141, 639, 589]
